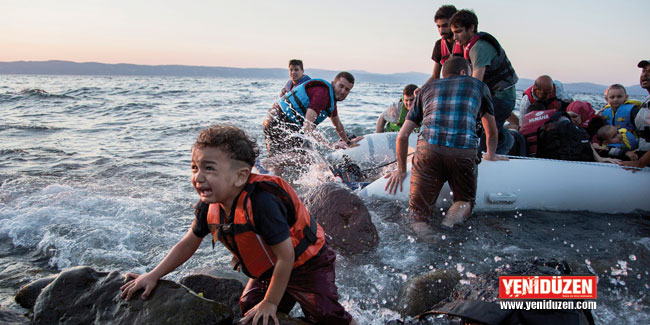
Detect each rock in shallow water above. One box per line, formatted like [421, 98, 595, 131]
[32, 266, 233, 324]
[179, 274, 243, 318]
[302, 182, 379, 255]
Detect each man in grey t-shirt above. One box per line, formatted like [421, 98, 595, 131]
[450, 9, 519, 154]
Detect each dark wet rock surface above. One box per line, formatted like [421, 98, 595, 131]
[303, 182, 379, 254]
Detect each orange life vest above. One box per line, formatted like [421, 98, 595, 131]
[205, 173, 325, 279]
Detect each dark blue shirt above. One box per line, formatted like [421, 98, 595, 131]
[192, 188, 290, 246]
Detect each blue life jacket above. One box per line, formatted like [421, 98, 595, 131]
[607, 128, 638, 150]
[601, 103, 639, 131]
[277, 79, 335, 127]
[283, 75, 311, 93]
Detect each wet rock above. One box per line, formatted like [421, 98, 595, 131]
[15, 274, 56, 310]
[32, 266, 232, 324]
[414, 259, 594, 325]
[179, 274, 243, 318]
[396, 269, 461, 317]
[302, 182, 379, 255]
[450, 259, 571, 302]
[0, 307, 29, 324]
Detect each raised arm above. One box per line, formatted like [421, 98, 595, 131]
[120, 228, 203, 301]
[240, 238, 294, 325]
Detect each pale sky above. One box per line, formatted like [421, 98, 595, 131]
[2, 0, 649, 86]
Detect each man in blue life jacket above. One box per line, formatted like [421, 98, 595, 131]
[280, 59, 311, 97]
[262, 71, 361, 175]
[450, 9, 519, 154]
[622, 59, 650, 169]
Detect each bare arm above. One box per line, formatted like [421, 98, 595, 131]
[472, 66, 486, 82]
[385, 120, 417, 194]
[506, 112, 520, 130]
[240, 238, 294, 325]
[329, 114, 350, 143]
[302, 108, 333, 147]
[425, 62, 443, 84]
[121, 228, 203, 300]
[620, 150, 650, 170]
[481, 113, 507, 161]
[375, 115, 386, 133]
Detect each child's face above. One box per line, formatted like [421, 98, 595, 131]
[191, 146, 239, 204]
[604, 128, 623, 144]
[606, 88, 627, 109]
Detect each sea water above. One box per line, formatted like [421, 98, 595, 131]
[0, 74, 648, 323]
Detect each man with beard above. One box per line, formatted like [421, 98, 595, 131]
[429, 5, 458, 81]
[262, 72, 361, 175]
[520, 75, 572, 115]
[622, 60, 650, 169]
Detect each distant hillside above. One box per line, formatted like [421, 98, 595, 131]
[1, 60, 646, 95]
[0, 60, 429, 85]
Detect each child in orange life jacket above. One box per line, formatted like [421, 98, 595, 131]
[120, 124, 355, 325]
[596, 125, 639, 161]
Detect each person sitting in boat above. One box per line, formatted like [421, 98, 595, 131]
[520, 75, 572, 116]
[375, 84, 418, 133]
[385, 57, 506, 239]
[565, 100, 606, 142]
[597, 84, 641, 133]
[120, 124, 357, 324]
[537, 110, 619, 164]
[450, 9, 519, 155]
[279, 59, 311, 97]
[622, 59, 650, 169]
[595, 125, 639, 161]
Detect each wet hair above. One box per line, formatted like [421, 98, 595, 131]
[288, 59, 304, 70]
[435, 5, 457, 21]
[403, 84, 418, 96]
[450, 9, 478, 33]
[335, 71, 355, 85]
[194, 124, 259, 167]
[597, 125, 617, 142]
[442, 57, 471, 77]
[605, 83, 627, 97]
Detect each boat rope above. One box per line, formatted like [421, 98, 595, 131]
[491, 153, 649, 172]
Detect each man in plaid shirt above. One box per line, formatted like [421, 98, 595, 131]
[385, 57, 506, 239]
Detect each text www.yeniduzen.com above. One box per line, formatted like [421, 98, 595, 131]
[500, 300, 597, 310]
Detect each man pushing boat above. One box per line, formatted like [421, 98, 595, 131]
[384, 57, 506, 240]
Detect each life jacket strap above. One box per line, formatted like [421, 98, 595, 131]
[293, 213, 318, 260]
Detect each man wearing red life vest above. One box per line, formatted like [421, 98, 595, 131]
[429, 5, 459, 82]
[520, 75, 573, 116]
[121, 125, 356, 324]
[450, 9, 519, 155]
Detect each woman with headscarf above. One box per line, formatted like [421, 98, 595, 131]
[565, 101, 605, 141]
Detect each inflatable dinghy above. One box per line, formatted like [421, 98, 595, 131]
[358, 157, 650, 214]
[326, 132, 418, 166]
